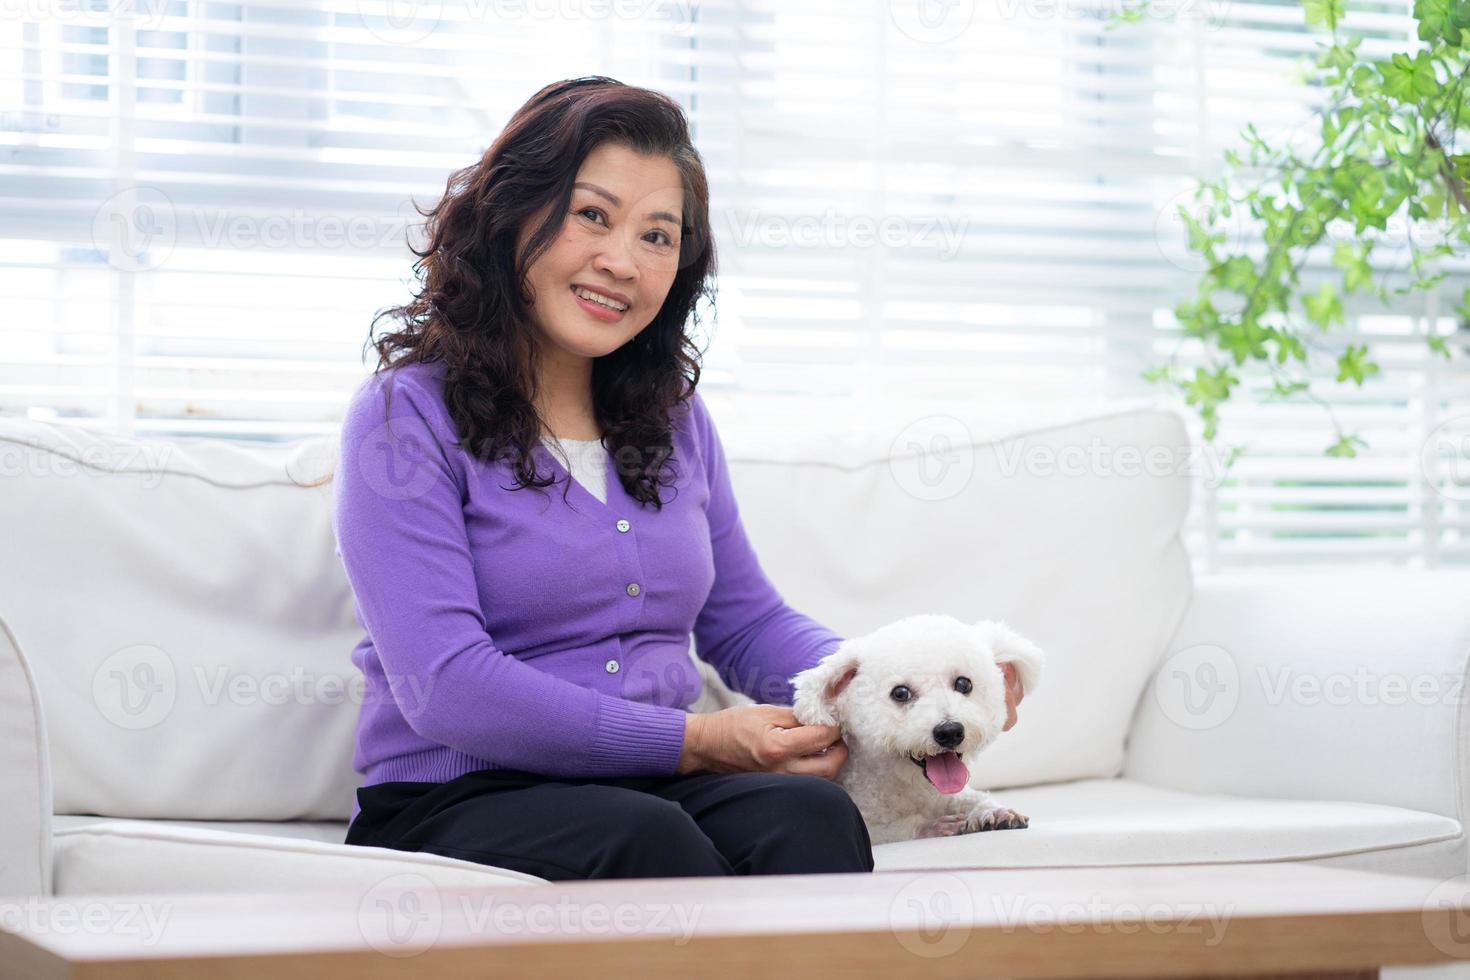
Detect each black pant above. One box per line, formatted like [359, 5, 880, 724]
[345, 767, 875, 881]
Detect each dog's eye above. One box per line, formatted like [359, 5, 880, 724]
[889, 685, 912, 703]
[955, 676, 973, 695]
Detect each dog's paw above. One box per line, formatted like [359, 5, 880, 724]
[962, 806, 1029, 833]
[916, 814, 969, 839]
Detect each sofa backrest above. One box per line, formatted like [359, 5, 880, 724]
[708, 403, 1195, 792]
[0, 421, 357, 820]
[0, 399, 1193, 821]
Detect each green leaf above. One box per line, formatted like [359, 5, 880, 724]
[1416, 0, 1470, 45]
[1177, 205, 1213, 256]
[1423, 185, 1447, 219]
[1107, 1, 1150, 27]
[1305, 0, 1345, 29]
[1335, 344, 1381, 385]
[1180, 364, 1240, 441]
[1270, 379, 1311, 398]
[1332, 241, 1375, 293]
[1325, 433, 1369, 457]
[1378, 50, 1437, 101]
[1418, 0, 1449, 40]
[1218, 319, 1264, 364]
[1304, 281, 1345, 329]
[1275, 332, 1308, 364]
[1408, 270, 1449, 290]
[1428, 334, 1452, 359]
[1186, 365, 1238, 402]
[1218, 255, 1257, 293]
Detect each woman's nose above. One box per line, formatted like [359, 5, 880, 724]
[592, 232, 639, 281]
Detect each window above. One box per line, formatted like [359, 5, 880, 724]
[2, 0, 1464, 570]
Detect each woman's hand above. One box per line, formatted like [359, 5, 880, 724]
[1001, 662, 1025, 732]
[678, 705, 848, 779]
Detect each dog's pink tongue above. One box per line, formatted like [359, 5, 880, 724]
[924, 751, 969, 794]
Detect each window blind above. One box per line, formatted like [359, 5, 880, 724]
[1, 0, 1465, 571]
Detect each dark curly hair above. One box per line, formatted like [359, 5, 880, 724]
[359, 75, 716, 510]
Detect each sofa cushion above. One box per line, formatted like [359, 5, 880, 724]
[709, 403, 1195, 789]
[50, 817, 544, 895]
[869, 778, 1463, 876]
[0, 418, 361, 821]
[52, 815, 352, 846]
[49, 778, 1462, 895]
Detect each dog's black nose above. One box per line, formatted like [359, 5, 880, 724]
[933, 721, 964, 749]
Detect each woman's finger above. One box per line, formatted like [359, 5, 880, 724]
[777, 722, 842, 757]
[783, 743, 847, 779]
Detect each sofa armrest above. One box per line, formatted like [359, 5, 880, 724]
[1123, 570, 1470, 824]
[0, 613, 52, 896]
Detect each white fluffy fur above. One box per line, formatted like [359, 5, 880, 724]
[791, 614, 1046, 845]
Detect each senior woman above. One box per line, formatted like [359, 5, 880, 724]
[332, 76, 1023, 881]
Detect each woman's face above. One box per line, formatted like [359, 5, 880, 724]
[520, 142, 685, 364]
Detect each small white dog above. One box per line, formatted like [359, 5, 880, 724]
[792, 614, 1045, 846]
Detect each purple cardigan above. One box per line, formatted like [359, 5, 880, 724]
[333, 359, 843, 820]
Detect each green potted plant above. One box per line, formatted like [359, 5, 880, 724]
[1123, 0, 1464, 465]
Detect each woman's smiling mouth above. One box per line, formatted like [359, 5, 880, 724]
[570, 284, 630, 321]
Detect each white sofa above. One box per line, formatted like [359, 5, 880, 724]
[1, 398, 1466, 899]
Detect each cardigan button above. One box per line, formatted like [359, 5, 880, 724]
[616, 519, 631, 532]
[605, 659, 620, 674]
[626, 583, 641, 597]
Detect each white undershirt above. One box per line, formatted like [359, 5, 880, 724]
[541, 435, 608, 503]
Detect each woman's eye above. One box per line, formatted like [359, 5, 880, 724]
[955, 676, 973, 695]
[577, 208, 675, 248]
[890, 685, 912, 703]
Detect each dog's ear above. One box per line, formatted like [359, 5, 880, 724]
[974, 619, 1044, 697]
[791, 642, 861, 727]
